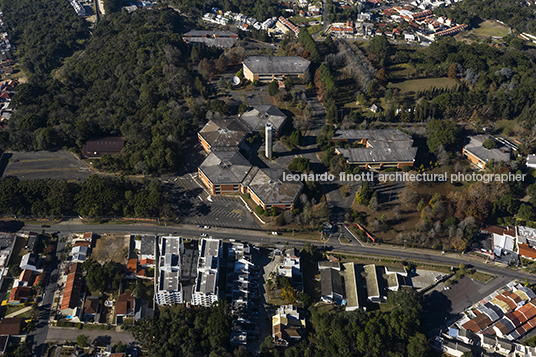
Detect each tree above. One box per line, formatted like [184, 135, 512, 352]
[426, 119, 459, 153]
[268, 80, 279, 97]
[483, 138, 497, 149]
[447, 63, 458, 79]
[407, 333, 430, 357]
[368, 35, 392, 62]
[518, 204, 536, 221]
[284, 75, 294, 92]
[77, 334, 90, 348]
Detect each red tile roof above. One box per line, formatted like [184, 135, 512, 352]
[19, 269, 33, 284]
[127, 259, 138, 273]
[8, 287, 31, 302]
[519, 243, 536, 260]
[61, 263, 82, 311]
[0, 318, 24, 335]
[116, 290, 135, 316]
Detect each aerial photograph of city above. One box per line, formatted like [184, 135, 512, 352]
[0, 0, 536, 355]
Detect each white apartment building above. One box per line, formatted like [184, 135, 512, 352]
[155, 236, 184, 305]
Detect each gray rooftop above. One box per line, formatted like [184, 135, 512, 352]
[244, 168, 303, 206]
[183, 30, 238, 49]
[363, 264, 380, 299]
[200, 238, 221, 258]
[318, 261, 341, 270]
[196, 271, 218, 294]
[336, 146, 418, 164]
[199, 119, 249, 150]
[162, 236, 182, 256]
[463, 135, 510, 164]
[159, 270, 180, 292]
[321, 268, 344, 297]
[239, 105, 287, 132]
[140, 236, 155, 256]
[332, 129, 412, 143]
[527, 154, 536, 166]
[199, 150, 252, 185]
[0, 234, 15, 251]
[242, 56, 310, 75]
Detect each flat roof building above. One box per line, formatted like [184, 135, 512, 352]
[333, 129, 417, 169]
[192, 238, 222, 307]
[156, 237, 184, 306]
[183, 30, 239, 49]
[242, 56, 310, 82]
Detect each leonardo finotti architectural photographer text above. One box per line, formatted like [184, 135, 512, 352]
[282, 171, 527, 184]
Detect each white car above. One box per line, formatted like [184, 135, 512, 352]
[271, 231, 278, 235]
[204, 226, 210, 229]
[444, 286, 451, 291]
[200, 233, 208, 237]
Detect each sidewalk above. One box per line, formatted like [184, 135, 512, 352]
[5, 305, 32, 318]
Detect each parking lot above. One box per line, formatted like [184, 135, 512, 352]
[185, 195, 260, 230]
[0, 150, 92, 181]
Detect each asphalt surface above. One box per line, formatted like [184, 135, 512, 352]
[31, 229, 66, 357]
[1, 151, 93, 181]
[23, 221, 536, 284]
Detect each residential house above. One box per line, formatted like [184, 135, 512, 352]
[7, 287, 31, 303]
[83, 296, 99, 320]
[363, 264, 382, 303]
[19, 253, 38, 271]
[0, 318, 24, 336]
[272, 305, 306, 346]
[71, 245, 89, 263]
[242, 56, 310, 82]
[60, 263, 83, 316]
[438, 337, 472, 357]
[277, 248, 302, 287]
[14, 269, 35, 288]
[116, 290, 135, 325]
[137, 235, 156, 267]
[320, 268, 344, 304]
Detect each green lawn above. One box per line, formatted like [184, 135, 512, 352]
[307, 25, 323, 35]
[289, 16, 321, 23]
[471, 20, 510, 38]
[387, 77, 458, 94]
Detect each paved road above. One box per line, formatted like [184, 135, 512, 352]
[31, 230, 66, 357]
[23, 222, 536, 284]
[46, 327, 134, 344]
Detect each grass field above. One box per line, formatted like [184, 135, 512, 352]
[471, 20, 510, 38]
[388, 77, 458, 94]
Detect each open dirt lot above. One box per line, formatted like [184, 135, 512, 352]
[0, 150, 92, 181]
[91, 234, 129, 264]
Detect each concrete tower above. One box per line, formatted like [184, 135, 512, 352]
[265, 123, 273, 159]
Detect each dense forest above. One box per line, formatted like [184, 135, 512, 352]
[132, 304, 232, 357]
[0, 4, 206, 174]
[131, 290, 429, 357]
[0, 175, 171, 218]
[0, 0, 89, 75]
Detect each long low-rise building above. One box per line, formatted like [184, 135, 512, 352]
[333, 129, 417, 169]
[183, 30, 239, 49]
[242, 56, 310, 82]
[192, 238, 222, 307]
